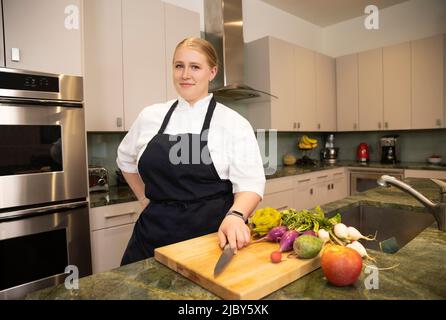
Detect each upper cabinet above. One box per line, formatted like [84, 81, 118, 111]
[315, 52, 336, 132]
[358, 48, 383, 131]
[411, 34, 445, 129]
[84, 0, 124, 132]
[336, 34, 445, 132]
[2, 0, 82, 75]
[383, 42, 411, 130]
[295, 45, 316, 131]
[84, 0, 200, 132]
[336, 53, 359, 131]
[122, 0, 166, 130]
[0, 4, 4, 67]
[246, 36, 336, 132]
[246, 37, 296, 131]
[164, 3, 200, 101]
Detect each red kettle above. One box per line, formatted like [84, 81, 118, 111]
[357, 143, 369, 162]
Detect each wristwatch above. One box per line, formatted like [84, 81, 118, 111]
[225, 210, 247, 223]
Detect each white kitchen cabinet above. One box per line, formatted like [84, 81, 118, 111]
[246, 36, 296, 131]
[0, 5, 4, 67]
[327, 170, 348, 203]
[358, 48, 383, 131]
[383, 42, 411, 130]
[84, 0, 124, 131]
[90, 201, 143, 274]
[404, 170, 446, 180]
[258, 176, 295, 210]
[122, 0, 166, 130]
[164, 3, 200, 101]
[336, 53, 359, 131]
[2, 0, 82, 75]
[315, 53, 337, 132]
[84, 0, 200, 132]
[411, 34, 445, 129]
[295, 45, 316, 131]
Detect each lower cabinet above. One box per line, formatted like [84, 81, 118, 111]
[404, 170, 446, 179]
[89, 201, 143, 274]
[260, 168, 349, 212]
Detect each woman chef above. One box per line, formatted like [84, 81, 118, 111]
[117, 38, 265, 265]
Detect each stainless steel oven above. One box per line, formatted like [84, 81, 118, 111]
[349, 167, 404, 195]
[0, 68, 91, 299]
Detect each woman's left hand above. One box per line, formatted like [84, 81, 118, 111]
[217, 215, 251, 254]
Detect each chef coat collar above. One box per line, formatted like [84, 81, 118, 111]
[177, 93, 213, 110]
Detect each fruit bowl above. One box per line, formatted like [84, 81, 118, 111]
[427, 156, 442, 164]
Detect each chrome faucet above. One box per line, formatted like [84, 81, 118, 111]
[377, 175, 446, 231]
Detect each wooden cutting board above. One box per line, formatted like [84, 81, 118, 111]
[154, 233, 321, 300]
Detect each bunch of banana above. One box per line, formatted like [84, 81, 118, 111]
[298, 135, 318, 150]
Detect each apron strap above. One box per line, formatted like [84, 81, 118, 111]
[201, 98, 217, 138]
[158, 100, 179, 134]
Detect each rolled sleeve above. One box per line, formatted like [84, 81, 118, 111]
[227, 119, 266, 199]
[116, 114, 143, 174]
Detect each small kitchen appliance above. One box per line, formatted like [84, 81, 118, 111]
[88, 165, 109, 192]
[356, 143, 370, 162]
[379, 135, 400, 164]
[320, 134, 339, 164]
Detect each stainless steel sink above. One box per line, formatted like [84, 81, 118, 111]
[329, 206, 435, 252]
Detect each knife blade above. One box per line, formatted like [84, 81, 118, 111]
[213, 244, 235, 277]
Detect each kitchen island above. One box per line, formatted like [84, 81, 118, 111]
[27, 178, 446, 300]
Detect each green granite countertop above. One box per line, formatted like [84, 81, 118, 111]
[29, 178, 446, 300]
[90, 162, 446, 208]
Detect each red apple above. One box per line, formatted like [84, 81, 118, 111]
[321, 245, 363, 286]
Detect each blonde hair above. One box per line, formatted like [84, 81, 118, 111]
[173, 37, 219, 69]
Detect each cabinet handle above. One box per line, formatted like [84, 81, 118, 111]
[104, 211, 135, 219]
[11, 48, 21, 62]
[317, 123, 321, 130]
[297, 122, 301, 129]
[293, 122, 297, 129]
[276, 206, 288, 211]
[331, 183, 334, 189]
[436, 119, 442, 127]
[117, 117, 123, 128]
[297, 178, 311, 183]
[327, 184, 331, 190]
[384, 122, 389, 129]
[317, 175, 328, 180]
[353, 123, 357, 130]
[378, 122, 382, 129]
[310, 188, 313, 195]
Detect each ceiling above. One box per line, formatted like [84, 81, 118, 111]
[260, 0, 409, 27]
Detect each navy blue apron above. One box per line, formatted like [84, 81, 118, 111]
[121, 97, 234, 265]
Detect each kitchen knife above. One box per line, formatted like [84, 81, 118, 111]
[213, 244, 235, 277]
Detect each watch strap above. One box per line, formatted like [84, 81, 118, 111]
[225, 210, 247, 222]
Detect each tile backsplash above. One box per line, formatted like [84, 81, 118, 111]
[87, 132, 126, 186]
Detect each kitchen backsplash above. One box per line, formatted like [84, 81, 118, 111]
[329, 129, 446, 163]
[87, 132, 127, 187]
[87, 126, 446, 186]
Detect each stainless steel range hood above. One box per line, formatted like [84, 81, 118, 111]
[204, 0, 277, 102]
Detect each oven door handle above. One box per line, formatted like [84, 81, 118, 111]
[0, 200, 89, 221]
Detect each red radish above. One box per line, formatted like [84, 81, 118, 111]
[302, 230, 317, 237]
[279, 230, 300, 252]
[270, 251, 282, 263]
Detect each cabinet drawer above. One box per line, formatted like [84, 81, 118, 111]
[258, 189, 294, 211]
[91, 223, 135, 274]
[90, 201, 143, 231]
[264, 176, 294, 195]
[404, 169, 446, 179]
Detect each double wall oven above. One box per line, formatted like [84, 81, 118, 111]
[0, 68, 92, 299]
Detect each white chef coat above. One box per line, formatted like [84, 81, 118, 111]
[116, 94, 266, 198]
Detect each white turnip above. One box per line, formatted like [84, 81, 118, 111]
[347, 226, 376, 241]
